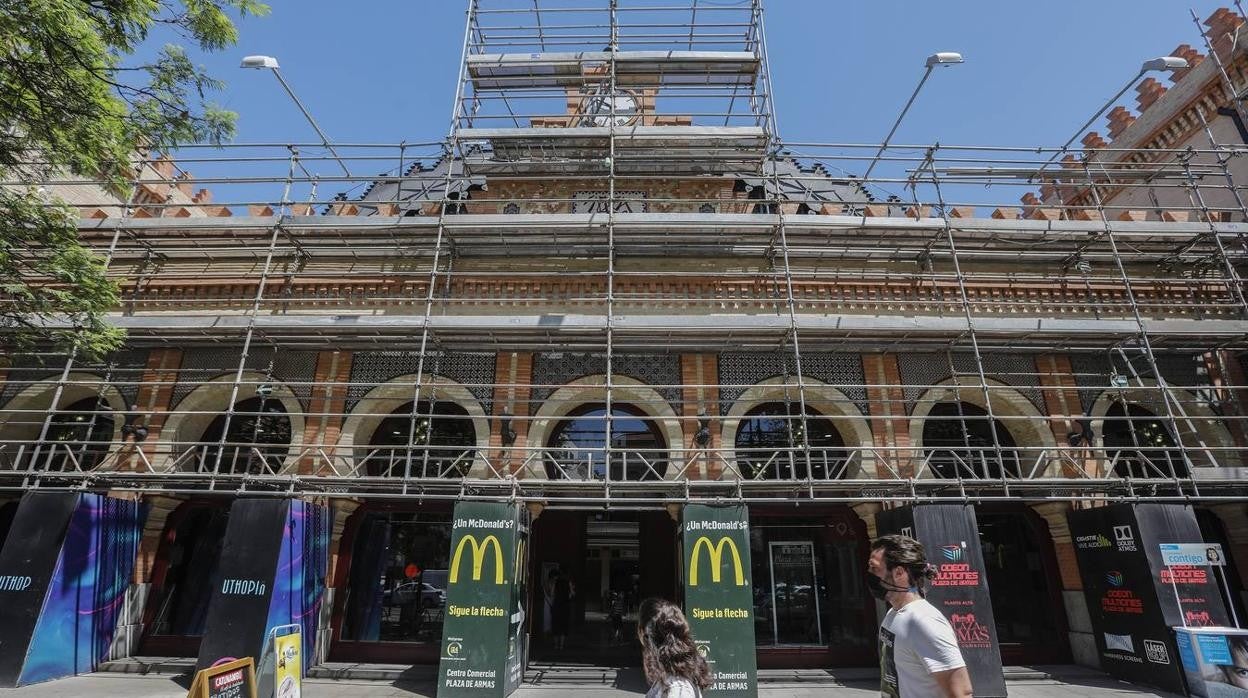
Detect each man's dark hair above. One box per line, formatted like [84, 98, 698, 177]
[871, 534, 937, 589]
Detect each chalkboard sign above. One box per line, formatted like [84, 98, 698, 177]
[188, 657, 256, 698]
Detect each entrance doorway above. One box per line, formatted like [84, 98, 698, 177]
[140, 502, 229, 656]
[976, 505, 1069, 664]
[529, 510, 676, 665]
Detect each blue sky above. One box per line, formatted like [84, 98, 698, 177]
[157, 1, 1236, 205]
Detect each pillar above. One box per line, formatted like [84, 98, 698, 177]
[1035, 354, 1091, 477]
[316, 497, 362, 665]
[1030, 502, 1096, 668]
[861, 354, 911, 476]
[491, 352, 532, 476]
[117, 348, 182, 471]
[680, 353, 719, 479]
[300, 350, 354, 474]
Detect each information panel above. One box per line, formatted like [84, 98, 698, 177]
[876, 504, 1006, 698]
[437, 501, 528, 698]
[1068, 503, 1232, 694]
[682, 504, 757, 697]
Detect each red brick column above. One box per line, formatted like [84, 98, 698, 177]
[1031, 502, 1083, 591]
[123, 348, 183, 471]
[680, 354, 719, 480]
[1208, 351, 1248, 451]
[1036, 354, 1089, 477]
[300, 350, 354, 474]
[492, 352, 532, 476]
[861, 354, 911, 477]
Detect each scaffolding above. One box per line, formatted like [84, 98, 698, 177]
[2, 0, 1248, 507]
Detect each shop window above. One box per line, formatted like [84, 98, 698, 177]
[1103, 402, 1188, 478]
[188, 396, 291, 474]
[545, 405, 668, 481]
[340, 511, 453, 643]
[31, 396, 115, 471]
[360, 401, 476, 478]
[749, 518, 871, 649]
[734, 402, 848, 480]
[922, 402, 1020, 479]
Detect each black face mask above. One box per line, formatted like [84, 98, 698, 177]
[866, 572, 910, 600]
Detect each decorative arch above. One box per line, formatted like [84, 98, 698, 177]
[720, 377, 876, 478]
[1087, 380, 1240, 470]
[910, 377, 1058, 477]
[336, 375, 490, 477]
[527, 375, 682, 480]
[159, 372, 306, 472]
[0, 373, 128, 469]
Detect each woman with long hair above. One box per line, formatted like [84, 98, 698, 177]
[636, 597, 712, 698]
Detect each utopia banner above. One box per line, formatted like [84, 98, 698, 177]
[0, 492, 146, 687]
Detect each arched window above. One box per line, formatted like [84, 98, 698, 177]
[922, 402, 1020, 479]
[1103, 403, 1187, 478]
[734, 403, 848, 479]
[189, 396, 291, 474]
[34, 396, 115, 471]
[361, 400, 477, 478]
[545, 405, 667, 481]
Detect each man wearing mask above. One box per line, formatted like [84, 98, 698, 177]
[868, 534, 973, 698]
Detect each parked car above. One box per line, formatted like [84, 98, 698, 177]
[385, 582, 445, 609]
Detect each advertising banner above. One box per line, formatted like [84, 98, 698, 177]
[876, 505, 1006, 698]
[1175, 627, 1248, 697]
[197, 499, 333, 674]
[196, 499, 288, 671]
[273, 629, 302, 698]
[1068, 503, 1233, 694]
[681, 504, 757, 697]
[437, 501, 528, 698]
[0, 492, 147, 687]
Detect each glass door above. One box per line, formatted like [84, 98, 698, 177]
[768, 541, 822, 645]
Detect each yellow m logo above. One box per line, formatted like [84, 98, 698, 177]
[449, 534, 505, 585]
[689, 536, 745, 587]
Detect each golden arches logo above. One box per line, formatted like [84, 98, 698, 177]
[513, 537, 526, 581]
[449, 534, 505, 585]
[689, 536, 745, 587]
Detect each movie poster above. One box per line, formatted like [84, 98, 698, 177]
[876, 504, 1006, 698]
[1068, 503, 1232, 694]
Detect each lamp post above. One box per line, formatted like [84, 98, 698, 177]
[240, 55, 353, 178]
[1034, 56, 1189, 180]
[862, 52, 965, 184]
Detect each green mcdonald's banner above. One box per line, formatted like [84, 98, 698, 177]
[682, 504, 757, 697]
[437, 501, 530, 698]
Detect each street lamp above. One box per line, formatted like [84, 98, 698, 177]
[240, 55, 353, 177]
[862, 52, 965, 183]
[1034, 56, 1189, 180]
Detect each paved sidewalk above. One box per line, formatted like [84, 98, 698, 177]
[0, 673, 1186, 697]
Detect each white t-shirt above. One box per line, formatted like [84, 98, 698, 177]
[644, 676, 702, 698]
[879, 598, 966, 697]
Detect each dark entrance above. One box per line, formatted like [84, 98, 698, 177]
[976, 504, 1069, 664]
[140, 502, 229, 656]
[528, 510, 677, 665]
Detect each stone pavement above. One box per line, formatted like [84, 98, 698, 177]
[0, 672, 1187, 697]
